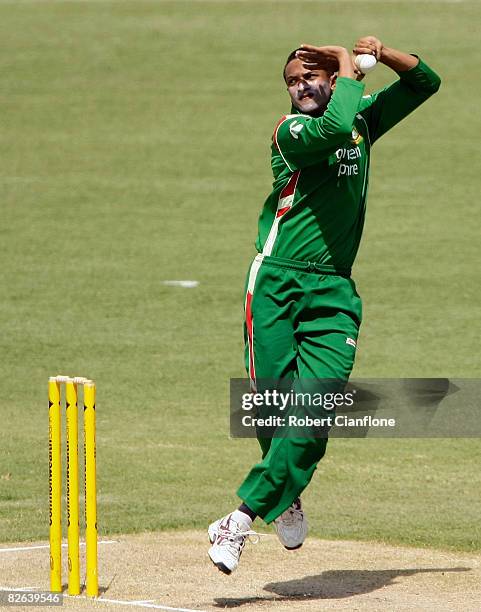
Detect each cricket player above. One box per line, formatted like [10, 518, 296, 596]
[208, 36, 441, 574]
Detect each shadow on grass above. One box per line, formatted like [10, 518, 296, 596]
[213, 567, 470, 607]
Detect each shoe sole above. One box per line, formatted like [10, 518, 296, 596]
[208, 555, 232, 575]
[283, 542, 303, 550]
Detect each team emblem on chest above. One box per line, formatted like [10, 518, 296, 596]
[351, 128, 363, 145]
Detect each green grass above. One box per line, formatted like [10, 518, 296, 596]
[0, 0, 480, 552]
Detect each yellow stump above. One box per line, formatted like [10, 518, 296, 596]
[65, 379, 80, 595]
[84, 382, 98, 597]
[48, 378, 62, 593]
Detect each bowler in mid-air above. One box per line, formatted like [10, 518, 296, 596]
[208, 35, 441, 574]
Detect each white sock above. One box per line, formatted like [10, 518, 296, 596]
[231, 509, 253, 528]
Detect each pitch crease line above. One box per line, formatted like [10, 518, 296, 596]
[0, 540, 118, 553]
[65, 594, 206, 611]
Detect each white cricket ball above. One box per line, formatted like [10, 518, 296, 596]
[355, 53, 378, 74]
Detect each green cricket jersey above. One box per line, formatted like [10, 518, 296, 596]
[254, 58, 441, 269]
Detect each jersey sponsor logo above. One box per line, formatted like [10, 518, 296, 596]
[335, 145, 362, 177]
[289, 120, 304, 139]
[336, 145, 361, 161]
[346, 337, 357, 348]
[329, 144, 364, 177]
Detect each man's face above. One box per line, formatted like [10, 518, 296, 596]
[285, 58, 334, 115]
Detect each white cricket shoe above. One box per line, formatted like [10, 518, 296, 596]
[208, 512, 258, 575]
[273, 498, 308, 550]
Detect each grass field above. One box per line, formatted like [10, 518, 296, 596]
[0, 0, 480, 555]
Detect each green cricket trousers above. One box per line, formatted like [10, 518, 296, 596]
[237, 254, 362, 524]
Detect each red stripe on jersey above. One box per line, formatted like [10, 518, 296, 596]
[280, 169, 300, 199]
[276, 206, 290, 218]
[245, 291, 256, 385]
[272, 115, 289, 151]
[272, 115, 287, 141]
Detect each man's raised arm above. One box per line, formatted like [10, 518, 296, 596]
[355, 36, 441, 144]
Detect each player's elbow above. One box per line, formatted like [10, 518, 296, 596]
[423, 70, 441, 95]
[430, 73, 441, 93]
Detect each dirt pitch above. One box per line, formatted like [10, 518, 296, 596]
[1, 531, 480, 612]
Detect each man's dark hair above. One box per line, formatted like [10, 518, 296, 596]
[283, 49, 301, 82]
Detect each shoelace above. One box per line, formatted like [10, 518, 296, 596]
[217, 527, 276, 544]
[217, 527, 260, 557]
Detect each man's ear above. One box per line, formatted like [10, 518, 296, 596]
[330, 73, 338, 91]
